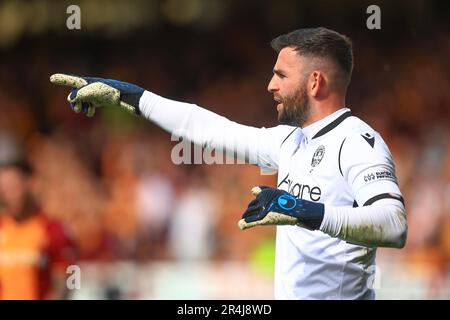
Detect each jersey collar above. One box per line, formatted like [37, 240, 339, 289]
[301, 108, 352, 142]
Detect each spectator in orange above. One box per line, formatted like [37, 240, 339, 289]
[0, 161, 77, 299]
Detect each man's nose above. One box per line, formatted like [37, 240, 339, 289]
[267, 76, 278, 93]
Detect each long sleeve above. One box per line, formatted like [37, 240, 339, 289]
[320, 128, 408, 248]
[139, 90, 295, 171]
[319, 199, 407, 248]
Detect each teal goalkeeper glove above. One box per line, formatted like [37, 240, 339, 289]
[50, 73, 145, 117]
[238, 186, 325, 231]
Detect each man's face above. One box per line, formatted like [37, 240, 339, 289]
[267, 47, 311, 127]
[0, 167, 28, 216]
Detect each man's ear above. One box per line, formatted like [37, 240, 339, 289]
[310, 71, 322, 97]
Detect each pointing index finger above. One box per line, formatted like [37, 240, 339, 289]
[50, 73, 88, 88]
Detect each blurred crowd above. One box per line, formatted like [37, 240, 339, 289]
[1, 20, 450, 298]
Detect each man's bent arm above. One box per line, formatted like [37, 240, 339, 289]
[320, 199, 407, 248]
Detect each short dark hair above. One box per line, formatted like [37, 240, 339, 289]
[271, 27, 353, 86]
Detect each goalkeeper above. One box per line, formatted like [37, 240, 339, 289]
[51, 27, 407, 300]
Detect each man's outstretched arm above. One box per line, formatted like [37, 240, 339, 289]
[50, 73, 290, 170]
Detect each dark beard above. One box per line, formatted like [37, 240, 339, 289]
[277, 85, 310, 127]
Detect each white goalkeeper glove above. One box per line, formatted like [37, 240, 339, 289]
[50, 73, 145, 117]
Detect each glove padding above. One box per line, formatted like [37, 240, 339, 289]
[50, 73, 145, 117]
[238, 186, 325, 231]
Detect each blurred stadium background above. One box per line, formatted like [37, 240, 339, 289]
[0, 0, 449, 299]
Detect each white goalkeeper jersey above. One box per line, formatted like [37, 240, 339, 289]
[140, 92, 406, 300]
[264, 108, 402, 299]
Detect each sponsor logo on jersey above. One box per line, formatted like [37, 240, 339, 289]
[277, 173, 321, 202]
[363, 170, 397, 183]
[311, 145, 325, 167]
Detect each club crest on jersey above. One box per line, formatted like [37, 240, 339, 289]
[311, 145, 325, 167]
